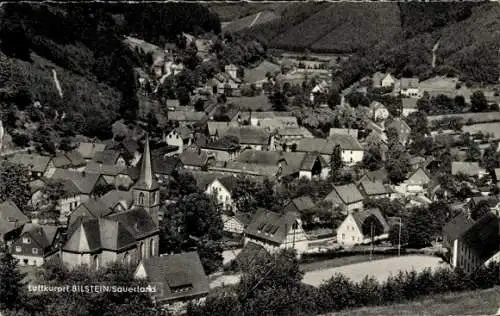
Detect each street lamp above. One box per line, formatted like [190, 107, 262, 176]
[393, 216, 402, 256]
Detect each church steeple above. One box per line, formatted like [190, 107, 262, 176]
[134, 134, 159, 191]
[133, 134, 160, 226]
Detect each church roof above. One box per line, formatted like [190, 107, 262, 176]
[133, 135, 159, 191]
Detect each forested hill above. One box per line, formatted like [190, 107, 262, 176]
[0, 3, 220, 139]
[212, 2, 499, 84]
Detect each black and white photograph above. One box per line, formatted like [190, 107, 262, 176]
[0, 1, 499, 315]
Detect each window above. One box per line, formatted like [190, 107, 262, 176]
[23, 237, 31, 244]
[140, 242, 145, 259]
[352, 236, 355, 241]
[32, 248, 38, 255]
[150, 239, 155, 257]
[15, 246, 21, 252]
[123, 252, 131, 265]
[93, 255, 99, 270]
[342, 234, 345, 240]
[138, 192, 145, 205]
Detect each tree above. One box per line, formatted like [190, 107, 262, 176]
[471, 200, 491, 221]
[0, 161, 31, 211]
[177, 86, 191, 106]
[0, 252, 26, 311]
[405, 207, 434, 248]
[385, 128, 410, 184]
[417, 92, 431, 113]
[470, 91, 488, 112]
[361, 215, 385, 240]
[161, 193, 223, 274]
[362, 146, 383, 171]
[465, 141, 481, 162]
[330, 144, 343, 181]
[388, 223, 408, 247]
[269, 87, 288, 111]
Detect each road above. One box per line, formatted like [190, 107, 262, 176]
[210, 255, 446, 289]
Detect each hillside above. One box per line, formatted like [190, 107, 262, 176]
[0, 3, 221, 140]
[326, 286, 500, 316]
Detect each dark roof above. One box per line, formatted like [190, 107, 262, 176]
[460, 212, 500, 260]
[325, 184, 364, 205]
[402, 98, 418, 109]
[138, 252, 209, 302]
[107, 208, 158, 239]
[68, 199, 114, 225]
[290, 196, 316, 212]
[300, 152, 327, 171]
[150, 155, 181, 176]
[400, 78, 419, 89]
[327, 134, 363, 151]
[217, 176, 239, 194]
[244, 209, 300, 245]
[50, 169, 102, 195]
[76, 142, 107, 160]
[20, 224, 59, 250]
[0, 200, 29, 236]
[224, 127, 270, 145]
[443, 213, 475, 246]
[235, 241, 271, 270]
[93, 150, 122, 165]
[180, 148, 209, 167]
[7, 153, 51, 173]
[358, 180, 391, 196]
[100, 190, 134, 210]
[352, 208, 390, 234]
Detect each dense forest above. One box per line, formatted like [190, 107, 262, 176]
[0, 3, 220, 139]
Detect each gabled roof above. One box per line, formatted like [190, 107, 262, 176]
[217, 176, 239, 194]
[107, 208, 158, 239]
[290, 196, 316, 212]
[226, 95, 272, 111]
[329, 128, 359, 139]
[296, 138, 335, 155]
[7, 153, 51, 173]
[278, 127, 313, 137]
[406, 168, 431, 186]
[20, 224, 58, 250]
[237, 150, 305, 167]
[460, 212, 500, 260]
[50, 169, 102, 195]
[100, 190, 134, 210]
[325, 184, 364, 205]
[0, 200, 28, 236]
[69, 199, 114, 225]
[180, 148, 209, 167]
[443, 213, 475, 246]
[364, 169, 389, 182]
[328, 134, 363, 151]
[76, 142, 107, 160]
[400, 78, 419, 89]
[358, 180, 391, 196]
[171, 126, 193, 140]
[224, 127, 270, 145]
[245, 209, 302, 245]
[207, 121, 231, 136]
[300, 152, 327, 171]
[137, 252, 209, 302]
[93, 150, 123, 165]
[85, 162, 124, 177]
[351, 208, 390, 234]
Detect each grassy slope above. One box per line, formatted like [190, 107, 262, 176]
[327, 286, 500, 316]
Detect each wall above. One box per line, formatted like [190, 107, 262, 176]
[341, 150, 364, 166]
[166, 131, 189, 155]
[205, 180, 234, 211]
[402, 108, 418, 117]
[337, 215, 363, 246]
[222, 215, 244, 234]
[201, 148, 238, 162]
[14, 254, 44, 266]
[57, 195, 89, 222]
[345, 201, 364, 213]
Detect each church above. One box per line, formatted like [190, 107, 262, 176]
[60, 136, 161, 269]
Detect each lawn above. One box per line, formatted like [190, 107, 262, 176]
[302, 255, 446, 287]
[326, 286, 500, 316]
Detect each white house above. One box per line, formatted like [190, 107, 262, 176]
[205, 176, 237, 211]
[336, 208, 390, 247]
[381, 73, 396, 87]
[400, 78, 421, 98]
[369, 101, 390, 121]
[244, 210, 309, 258]
[221, 213, 250, 235]
[165, 127, 193, 155]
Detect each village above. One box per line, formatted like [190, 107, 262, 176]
[0, 6, 500, 315]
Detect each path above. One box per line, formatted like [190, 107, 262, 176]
[52, 69, 63, 98]
[432, 39, 440, 68]
[249, 12, 262, 28]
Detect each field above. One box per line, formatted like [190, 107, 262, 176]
[462, 122, 500, 139]
[326, 286, 500, 316]
[302, 255, 445, 287]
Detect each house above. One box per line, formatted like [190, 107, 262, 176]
[386, 118, 411, 145]
[452, 162, 487, 178]
[99, 190, 134, 213]
[324, 184, 365, 213]
[357, 180, 392, 200]
[205, 176, 238, 211]
[93, 149, 127, 168]
[310, 80, 329, 103]
[167, 111, 207, 125]
[245, 111, 295, 128]
[362, 169, 389, 183]
[244, 209, 309, 257]
[48, 151, 87, 172]
[84, 162, 125, 186]
[444, 212, 500, 274]
[397, 167, 431, 195]
[165, 127, 193, 154]
[48, 169, 107, 221]
[11, 224, 60, 266]
[6, 153, 51, 179]
[76, 142, 107, 161]
[200, 140, 241, 162]
[467, 196, 500, 216]
[381, 73, 396, 87]
[222, 213, 251, 235]
[274, 127, 314, 151]
[369, 101, 390, 121]
[283, 196, 316, 215]
[399, 78, 420, 98]
[298, 152, 330, 180]
[0, 200, 29, 244]
[336, 208, 390, 246]
[179, 148, 209, 170]
[134, 252, 209, 313]
[207, 121, 234, 142]
[328, 134, 364, 166]
[224, 127, 272, 151]
[208, 71, 241, 96]
[402, 98, 418, 117]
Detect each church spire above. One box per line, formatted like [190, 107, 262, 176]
[134, 134, 159, 191]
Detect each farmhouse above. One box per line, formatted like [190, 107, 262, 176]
[336, 208, 390, 247]
[11, 224, 61, 266]
[324, 184, 364, 213]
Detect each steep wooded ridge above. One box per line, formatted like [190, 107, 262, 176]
[212, 2, 499, 83]
[0, 3, 220, 138]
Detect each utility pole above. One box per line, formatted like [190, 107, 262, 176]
[370, 222, 374, 261]
[398, 217, 402, 257]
